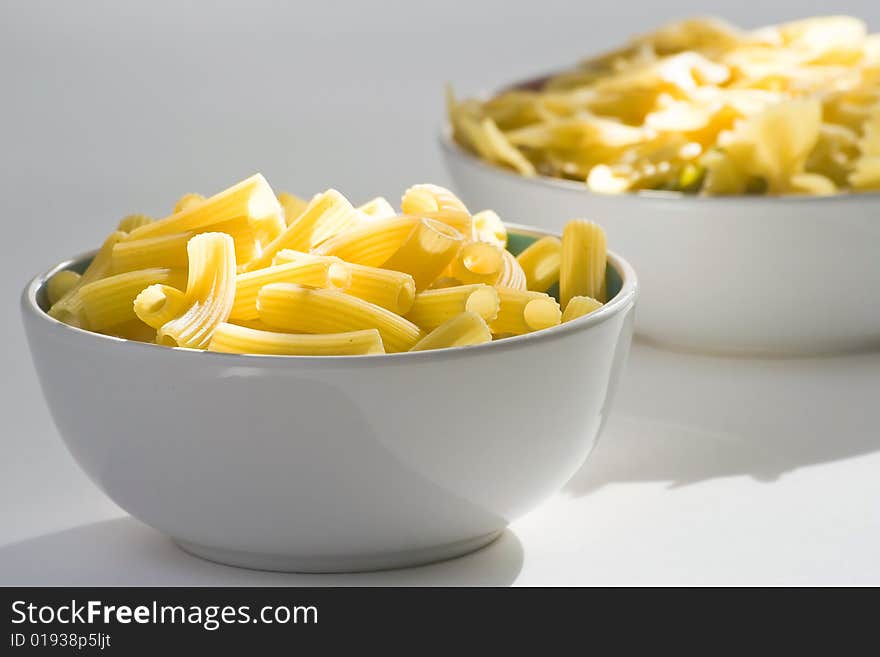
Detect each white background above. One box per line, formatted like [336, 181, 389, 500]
[1, 0, 878, 585]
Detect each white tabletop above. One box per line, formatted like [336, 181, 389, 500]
[2, 1, 879, 587]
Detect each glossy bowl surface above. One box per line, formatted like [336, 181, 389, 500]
[442, 132, 880, 356]
[22, 225, 637, 572]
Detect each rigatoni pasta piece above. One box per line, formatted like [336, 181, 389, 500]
[358, 196, 397, 220]
[516, 236, 562, 292]
[208, 323, 385, 356]
[138, 232, 237, 348]
[562, 296, 603, 322]
[78, 267, 186, 331]
[117, 214, 153, 232]
[560, 219, 607, 307]
[173, 193, 205, 214]
[380, 218, 464, 290]
[128, 173, 281, 240]
[447, 241, 505, 285]
[496, 249, 528, 290]
[490, 288, 561, 336]
[244, 189, 363, 271]
[314, 215, 419, 267]
[277, 192, 309, 225]
[405, 284, 500, 330]
[133, 284, 188, 329]
[344, 263, 416, 314]
[409, 311, 492, 351]
[46, 270, 82, 306]
[230, 258, 351, 321]
[48, 230, 127, 327]
[401, 184, 473, 237]
[257, 283, 422, 353]
[110, 217, 256, 272]
[472, 210, 507, 248]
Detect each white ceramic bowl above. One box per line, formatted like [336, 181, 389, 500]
[21, 225, 637, 573]
[442, 133, 880, 356]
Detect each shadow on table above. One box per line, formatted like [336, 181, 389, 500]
[566, 340, 880, 496]
[0, 517, 524, 586]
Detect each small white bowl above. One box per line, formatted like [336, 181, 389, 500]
[21, 225, 637, 573]
[442, 132, 880, 356]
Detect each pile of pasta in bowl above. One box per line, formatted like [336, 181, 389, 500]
[46, 174, 609, 355]
[447, 15, 880, 195]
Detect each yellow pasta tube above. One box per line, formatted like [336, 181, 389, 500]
[173, 193, 205, 214]
[46, 270, 82, 306]
[117, 214, 153, 232]
[48, 230, 127, 327]
[472, 210, 507, 248]
[447, 241, 505, 285]
[314, 215, 419, 267]
[230, 259, 351, 321]
[405, 284, 500, 331]
[401, 184, 473, 237]
[110, 217, 255, 272]
[244, 189, 363, 271]
[496, 249, 528, 290]
[274, 251, 416, 314]
[278, 192, 309, 225]
[562, 296, 604, 322]
[380, 218, 464, 290]
[133, 285, 188, 330]
[409, 312, 492, 352]
[145, 232, 237, 348]
[358, 196, 397, 220]
[258, 284, 422, 353]
[208, 323, 385, 356]
[516, 236, 562, 292]
[78, 268, 186, 331]
[127, 173, 281, 240]
[560, 219, 607, 307]
[490, 288, 561, 336]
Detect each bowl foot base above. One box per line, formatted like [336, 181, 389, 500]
[174, 530, 504, 573]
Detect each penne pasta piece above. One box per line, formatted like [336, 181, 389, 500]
[117, 214, 153, 232]
[496, 249, 528, 290]
[357, 196, 397, 220]
[133, 284, 188, 330]
[208, 323, 385, 356]
[472, 210, 507, 248]
[110, 217, 256, 272]
[230, 259, 351, 321]
[405, 284, 500, 331]
[277, 192, 309, 225]
[226, 318, 279, 332]
[127, 173, 281, 240]
[516, 235, 562, 292]
[244, 189, 363, 271]
[173, 193, 205, 214]
[46, 270, 82, 306]
[401, 184, 473, 237]
[560, 220, 607, 307]
[273, 251, 416, 314]
[78, 267, 186, 331]
[139, 232, 237, 349]
[562, 295, 604, 322]
[380, 218, 464, 290]
[409, 311, 492, 351]
[447, 241, 506, 285]
[314, 215, 419, 267]
[490, 288, 562, 336]
[258, 284, 422, 353]
[49, 230, 127, 328]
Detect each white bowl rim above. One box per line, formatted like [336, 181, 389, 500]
[22, 223, 638, 365]
[439, 126, 880, 204]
